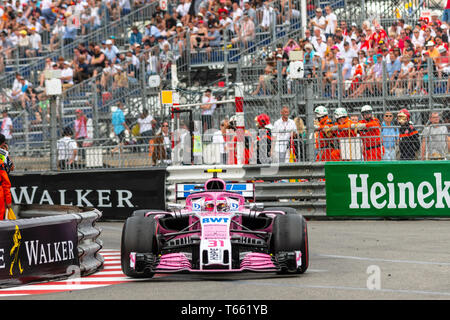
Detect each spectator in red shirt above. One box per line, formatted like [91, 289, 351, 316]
[397, 29, 411, 51]
[369, 24, 388, 49]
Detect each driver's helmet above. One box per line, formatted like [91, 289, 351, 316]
[203, 200, 215, 212]
[216, 198, 229, 212]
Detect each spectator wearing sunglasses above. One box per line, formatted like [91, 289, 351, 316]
[381, 111, 399, 160]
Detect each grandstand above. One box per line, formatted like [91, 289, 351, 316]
[0, 0, 448, 171]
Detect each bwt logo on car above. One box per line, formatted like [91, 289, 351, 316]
[202, 217, 230, 223]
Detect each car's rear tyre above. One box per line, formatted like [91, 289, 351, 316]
[131, 209, 166, 218]
[121, 215, 157, 278]
[265, 207, 298, 215]
[271, 213, 308, 274]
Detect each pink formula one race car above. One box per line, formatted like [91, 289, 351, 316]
[121, 169, 309, 278]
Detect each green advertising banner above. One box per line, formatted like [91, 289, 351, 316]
[325, 161, 450, 217]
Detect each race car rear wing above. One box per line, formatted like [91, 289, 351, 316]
[175, 183, 255, 201]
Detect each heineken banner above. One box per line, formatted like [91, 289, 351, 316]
[325, 161, 450, 217]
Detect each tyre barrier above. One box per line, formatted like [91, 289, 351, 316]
[0, 204, 103, 287]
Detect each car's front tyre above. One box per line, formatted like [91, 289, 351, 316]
[121, 215, 158, 278]
[271, 213, 309, 274]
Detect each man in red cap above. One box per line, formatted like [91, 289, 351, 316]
[255, 113, 273, 164]
[397, 108, 420, 160]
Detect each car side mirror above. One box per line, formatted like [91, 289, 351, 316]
[167, 203, 184, 211]
[248, 203, 264, 210]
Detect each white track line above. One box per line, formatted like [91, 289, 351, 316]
[0, 250, 140, 296]
[0, 284, 110, 291]
[317, 254, 450, 266]
[234, 281, 450, 297]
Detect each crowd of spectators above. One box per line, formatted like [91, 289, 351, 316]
[1, 0, 302, 125]
[0, 0, 138, 62]
[0, 0, 150, 126]
[253, 6, 450, 97]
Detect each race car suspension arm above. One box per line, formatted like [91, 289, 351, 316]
[163, 219, 201, 241]
[230, 220, 267, 240]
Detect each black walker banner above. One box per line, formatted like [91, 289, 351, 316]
[0, 219, 78, 285]
[10, 169, 167, 220]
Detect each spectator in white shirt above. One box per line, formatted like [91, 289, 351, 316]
[340, 41, 358, 65]
[138, 109, 156, 138]
[219, 11, 234, 38]
[28, 17, 43, 33]
[260, 1, 275, 31]
[200, 88, 217, 133]
[324, 5, 337, 38]
[137, 109, 156, 151]
[10, 73, 24, 102]
[313, 35, 327, 58]
[411, 28, 425, 48]
[232, 2, 243, 26]
[57, 126, 78, 170]
[50, 20, 65, 50]
[177, 0, 191, 24]
[272, 106, 297, 163]
[311, 28, 326, 45]
[26, 27, 42, 57]
[309, 7, 326, 35]
[61, 61, 74, 90]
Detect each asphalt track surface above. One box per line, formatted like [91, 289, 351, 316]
[5, 219, 450, 300]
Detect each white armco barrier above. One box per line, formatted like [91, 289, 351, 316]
[166, 165, 246, 202]
[166, 165, 245, 184]
[165, 163, 327, 216]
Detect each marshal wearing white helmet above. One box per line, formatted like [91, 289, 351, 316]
[333, 107, 348, 120]
[314, 105, 336, 161]
[314, 106, 328, 118]
[358, 104, 383, 161]
[330, 107, 359, 160]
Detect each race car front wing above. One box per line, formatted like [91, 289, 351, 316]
[130, 251, 300, 274]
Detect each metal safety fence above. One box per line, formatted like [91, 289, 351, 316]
[9, 124, 448, 172]
[2, 54, 449, 172]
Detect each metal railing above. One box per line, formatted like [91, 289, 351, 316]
[3, 46, 449, 172]
[9, 125, 448, 172]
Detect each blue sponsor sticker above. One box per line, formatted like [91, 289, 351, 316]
[192, 202, 201, 211]
[229, 201, 239, 211]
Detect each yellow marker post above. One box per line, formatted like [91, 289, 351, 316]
[161, 90, 173, 105]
